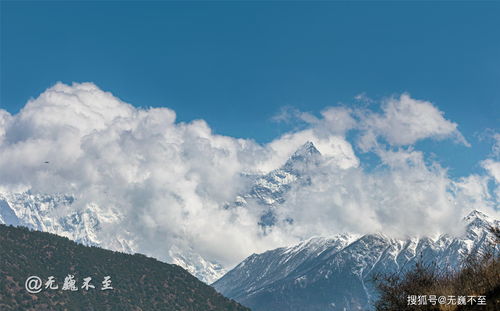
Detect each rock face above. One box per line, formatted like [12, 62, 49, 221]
[213, 211, 499, 311]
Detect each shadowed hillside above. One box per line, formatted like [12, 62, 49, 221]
[0, 224, 250, 311]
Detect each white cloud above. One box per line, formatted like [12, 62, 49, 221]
[261, 129, 359, 172]
[0, 82, 496, 270]
[357, 93, 470, 151]
[354, 92, 375, 104]
[481, 159, 500, 205]
[453, 174, 495, 212]
[272, 93, 469, 153]
[0, 82, 274, 266]
[482, 159, 500, 182]
[0, 109, 11, 146]
[492, 132, 500, 158]
[272, 148, 483, 239]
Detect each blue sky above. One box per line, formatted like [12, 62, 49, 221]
[0, 1, 499, 267]
[1, 1, 499, 177]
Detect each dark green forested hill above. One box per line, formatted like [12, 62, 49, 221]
[0, 224, 250, 311]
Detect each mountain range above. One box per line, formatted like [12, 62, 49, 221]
[213, 210, 499, 311]
[1, 141, 499, 310]
[0, 141, 325, 284]
[0, 187, 229, 284]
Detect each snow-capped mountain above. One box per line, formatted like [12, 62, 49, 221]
[228, 141, 322, 227]
[3, 141, 497, 296]
[0, 142, 322, 284]
[0, 192, 115, 248]
[168, 245, 227, 284]
[0, 191, 225, 283]
[213, 210, 499, 311]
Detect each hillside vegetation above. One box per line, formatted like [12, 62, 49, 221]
[0, 224, 250, 311]
[373, 227, 500, 311]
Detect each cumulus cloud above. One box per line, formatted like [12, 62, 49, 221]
[0, 109, 11, 146]
[0, 82, 274, 266]
[271, 147, 491, 239]
[273, 106, 356, 137]
[357, 94, 470, 151]
[0, 82, 496, 270]
[273, 93, 469, 153]
[260, 129, 359, 172]
[481, 158, 500, 206]
[483, 159, 500, 182]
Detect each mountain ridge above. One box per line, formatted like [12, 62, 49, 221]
[213, 209, 499, 311]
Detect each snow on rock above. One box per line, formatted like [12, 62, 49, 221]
[213, 210, 499, 311]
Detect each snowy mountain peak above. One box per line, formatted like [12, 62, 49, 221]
[168, 245, 226, 284]
[462, 209, 498, 243]
[283, 141, 321, 172]
[463, 209, 493, 224]
[225, 142, 324, 228]
[214, 211, 499, 311]
[287, 141, 320, 161]
[0, 191, 223, 284]
[295, 141, 320, 156]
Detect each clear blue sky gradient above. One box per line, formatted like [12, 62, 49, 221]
[1, 1, 499, 177]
